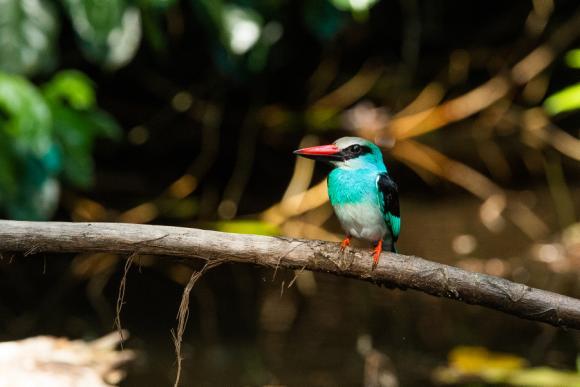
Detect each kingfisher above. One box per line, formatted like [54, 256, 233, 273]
[294, 137, 400, 269]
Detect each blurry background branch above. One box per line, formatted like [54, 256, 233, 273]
[2, 220, 580, 330]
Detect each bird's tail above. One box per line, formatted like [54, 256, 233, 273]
[391, 242, 398, 254]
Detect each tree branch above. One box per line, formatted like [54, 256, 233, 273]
[1, 220, 579, 329]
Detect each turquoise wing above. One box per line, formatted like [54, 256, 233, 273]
[376, 173, 400, 241]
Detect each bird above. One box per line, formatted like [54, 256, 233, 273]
[293, 137, 400, 269]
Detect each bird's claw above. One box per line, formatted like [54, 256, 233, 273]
[371, 240, 383, 270]
[339, 236, 351, 252]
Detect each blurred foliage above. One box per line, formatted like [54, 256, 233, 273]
[434, 346, 580, 386]
[62, 0, 142, 69]
[0, 0, 59, 75]
[448, 346, 527, 374]
[0, 0, 377, 220]
[214, 220, 279, 235]
[544, 49, 580, 115]
[566, 49, 580, 69]
[544, 83, 580, 115]
[0, 70, 119, 219]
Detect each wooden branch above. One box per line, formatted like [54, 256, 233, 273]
[1, 220, 579, 330]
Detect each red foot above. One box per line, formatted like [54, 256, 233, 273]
[371, 240, 383, 270]
[340, 236, 351, 252]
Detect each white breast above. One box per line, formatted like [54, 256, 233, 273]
[333, 202, 387, 242]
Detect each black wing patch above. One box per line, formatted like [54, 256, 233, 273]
[377, 173, 399, 216]
[377, 172, 400, 240]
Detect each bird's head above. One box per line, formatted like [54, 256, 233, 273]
[294, 137, 386, 171]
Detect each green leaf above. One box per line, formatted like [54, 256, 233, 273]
[0, 0, 59, 76]
[565, 49, 580, 69]
[214, 220, 280, 236]
[0, 149, 61, 220]
[544, 83, 580, 116]
[0, 71, 53, 156]
[38, 68, 120, 189]
[0, 69, 118, 218]
[43, 70, 96, 110]
[41, 143, 62, 175]
[8, 174, 60, 220]
[0, 152, 60, 220]
[0, 73, 62, 219]
[62, 0, 142, 69]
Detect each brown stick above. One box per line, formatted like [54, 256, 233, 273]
[1, 220, 578, 329]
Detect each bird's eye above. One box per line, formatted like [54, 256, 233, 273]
[351, 144, 361, 153]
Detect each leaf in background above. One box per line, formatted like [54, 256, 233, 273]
[0, 72, 62, 220]
[0, 138, 61, 221]
[214, 220, 280, 236]
[43, 70, 96, 110]
[544, 83, 580, 116]
[49, 103, 96, 187]
[42, 70, 120, 187]
[434, 346, 527, 385]
[565, 49, 580, 69]
[330, 0, 379, 12]
[0, 0, 59, 76]
[0, 71, 53, 156]
[9, 176, 60, 220]
[10, 155, 61, 220]
[448, 346, 526, 374]
[62, 0, 142, 69]
[0, 131, 19, 202]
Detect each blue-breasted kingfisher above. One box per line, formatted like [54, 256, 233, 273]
[294, 137, 400, 269]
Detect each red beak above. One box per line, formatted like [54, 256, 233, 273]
[293, 144, 340, 156]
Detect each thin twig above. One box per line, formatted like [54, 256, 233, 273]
[171, 260, 222, 387]
[114, 253, 135, 348]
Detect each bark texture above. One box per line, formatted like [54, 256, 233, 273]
[0, 220, 579, 329]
